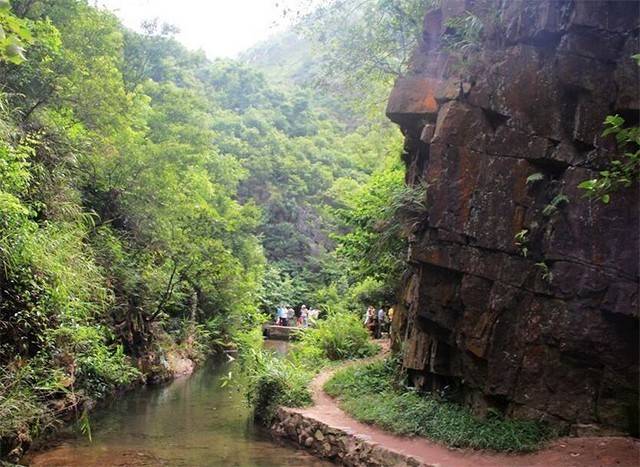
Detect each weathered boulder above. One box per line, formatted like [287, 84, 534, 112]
[387, 0, 639, 435]
[387, 76, 442, 128]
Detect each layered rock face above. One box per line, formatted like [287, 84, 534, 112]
[387, 0, 639, 434]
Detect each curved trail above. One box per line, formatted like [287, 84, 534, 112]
[292, 342, 639, 467]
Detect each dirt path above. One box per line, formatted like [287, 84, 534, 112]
[293, 342, 639, 467]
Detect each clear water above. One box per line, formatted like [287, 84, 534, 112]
[27, 346, 330, 467]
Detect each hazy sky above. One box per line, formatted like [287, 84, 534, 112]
[93, 0, 292, 58]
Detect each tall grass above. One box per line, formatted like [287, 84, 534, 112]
[240, 343, 314, 423]
[0, 367, 50, 440]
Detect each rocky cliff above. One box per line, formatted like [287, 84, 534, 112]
[387, 0, 639, 435]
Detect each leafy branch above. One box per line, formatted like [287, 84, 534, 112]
[578, 114, 639, 204]
[0, 1, 33, 64]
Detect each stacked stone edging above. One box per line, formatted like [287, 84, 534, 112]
[270, 407, 428, 467]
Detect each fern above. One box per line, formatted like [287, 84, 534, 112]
[542, 193, 569, 216]
[514, 229, 529, 257]
[78, 409, 92, 442]
[535, 261, 553, 283]
[442, 11, 483, 54]
[526, 172, 544, 184]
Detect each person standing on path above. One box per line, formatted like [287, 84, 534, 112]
[299, 305, 308, 327]
[364, 306, 376, 337]
[277, 305, 288, 326]
[386, 307, 395, 337]
[376, 307, 386, 338]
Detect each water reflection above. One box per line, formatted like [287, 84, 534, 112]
[27, 354, 329, 467]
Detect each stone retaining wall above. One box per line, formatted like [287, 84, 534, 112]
[270, 407, 428, 467]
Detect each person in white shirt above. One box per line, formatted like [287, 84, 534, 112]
[276, 306, 288, 326]
[364, 306, 376, 337]
[376, 307, 386, 338]
[300, 305, 308, 327]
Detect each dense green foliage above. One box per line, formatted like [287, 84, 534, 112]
[1, 0, 265, 361]
[243, 0, 435, 312]
[332, 161, 427, 306]
[325, 358, 552, 452]
[0, 0, 414, 453]
[240, 312, 378, 423]
[0, 1, 31, 64]
[238, 329, 315, 424]
[295, 311, 378, 361]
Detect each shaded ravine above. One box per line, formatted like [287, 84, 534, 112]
[26, 343, 331, 467]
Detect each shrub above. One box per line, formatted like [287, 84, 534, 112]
[0, 358, 71, 446]
[240, 345, 313, 424]
[295, 311, 378, 361]
[52, 326, 140, 399]
[166, 315, 231, 363]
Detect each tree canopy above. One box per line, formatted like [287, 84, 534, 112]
[0, 0, 421, 451]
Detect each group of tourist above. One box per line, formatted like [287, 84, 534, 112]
[272, 303, 394, 338]
[275, 304, 320, 328]
[364, 305, 394, 339]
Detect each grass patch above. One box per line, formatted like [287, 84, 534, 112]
[324, 358, 552, 452]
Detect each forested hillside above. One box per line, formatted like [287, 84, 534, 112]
[3, 0, 638, 464]
[1, 1, 268, 448]
[0, 0, 418, 457]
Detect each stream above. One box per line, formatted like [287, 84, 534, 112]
[26, 342, 330, 466]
